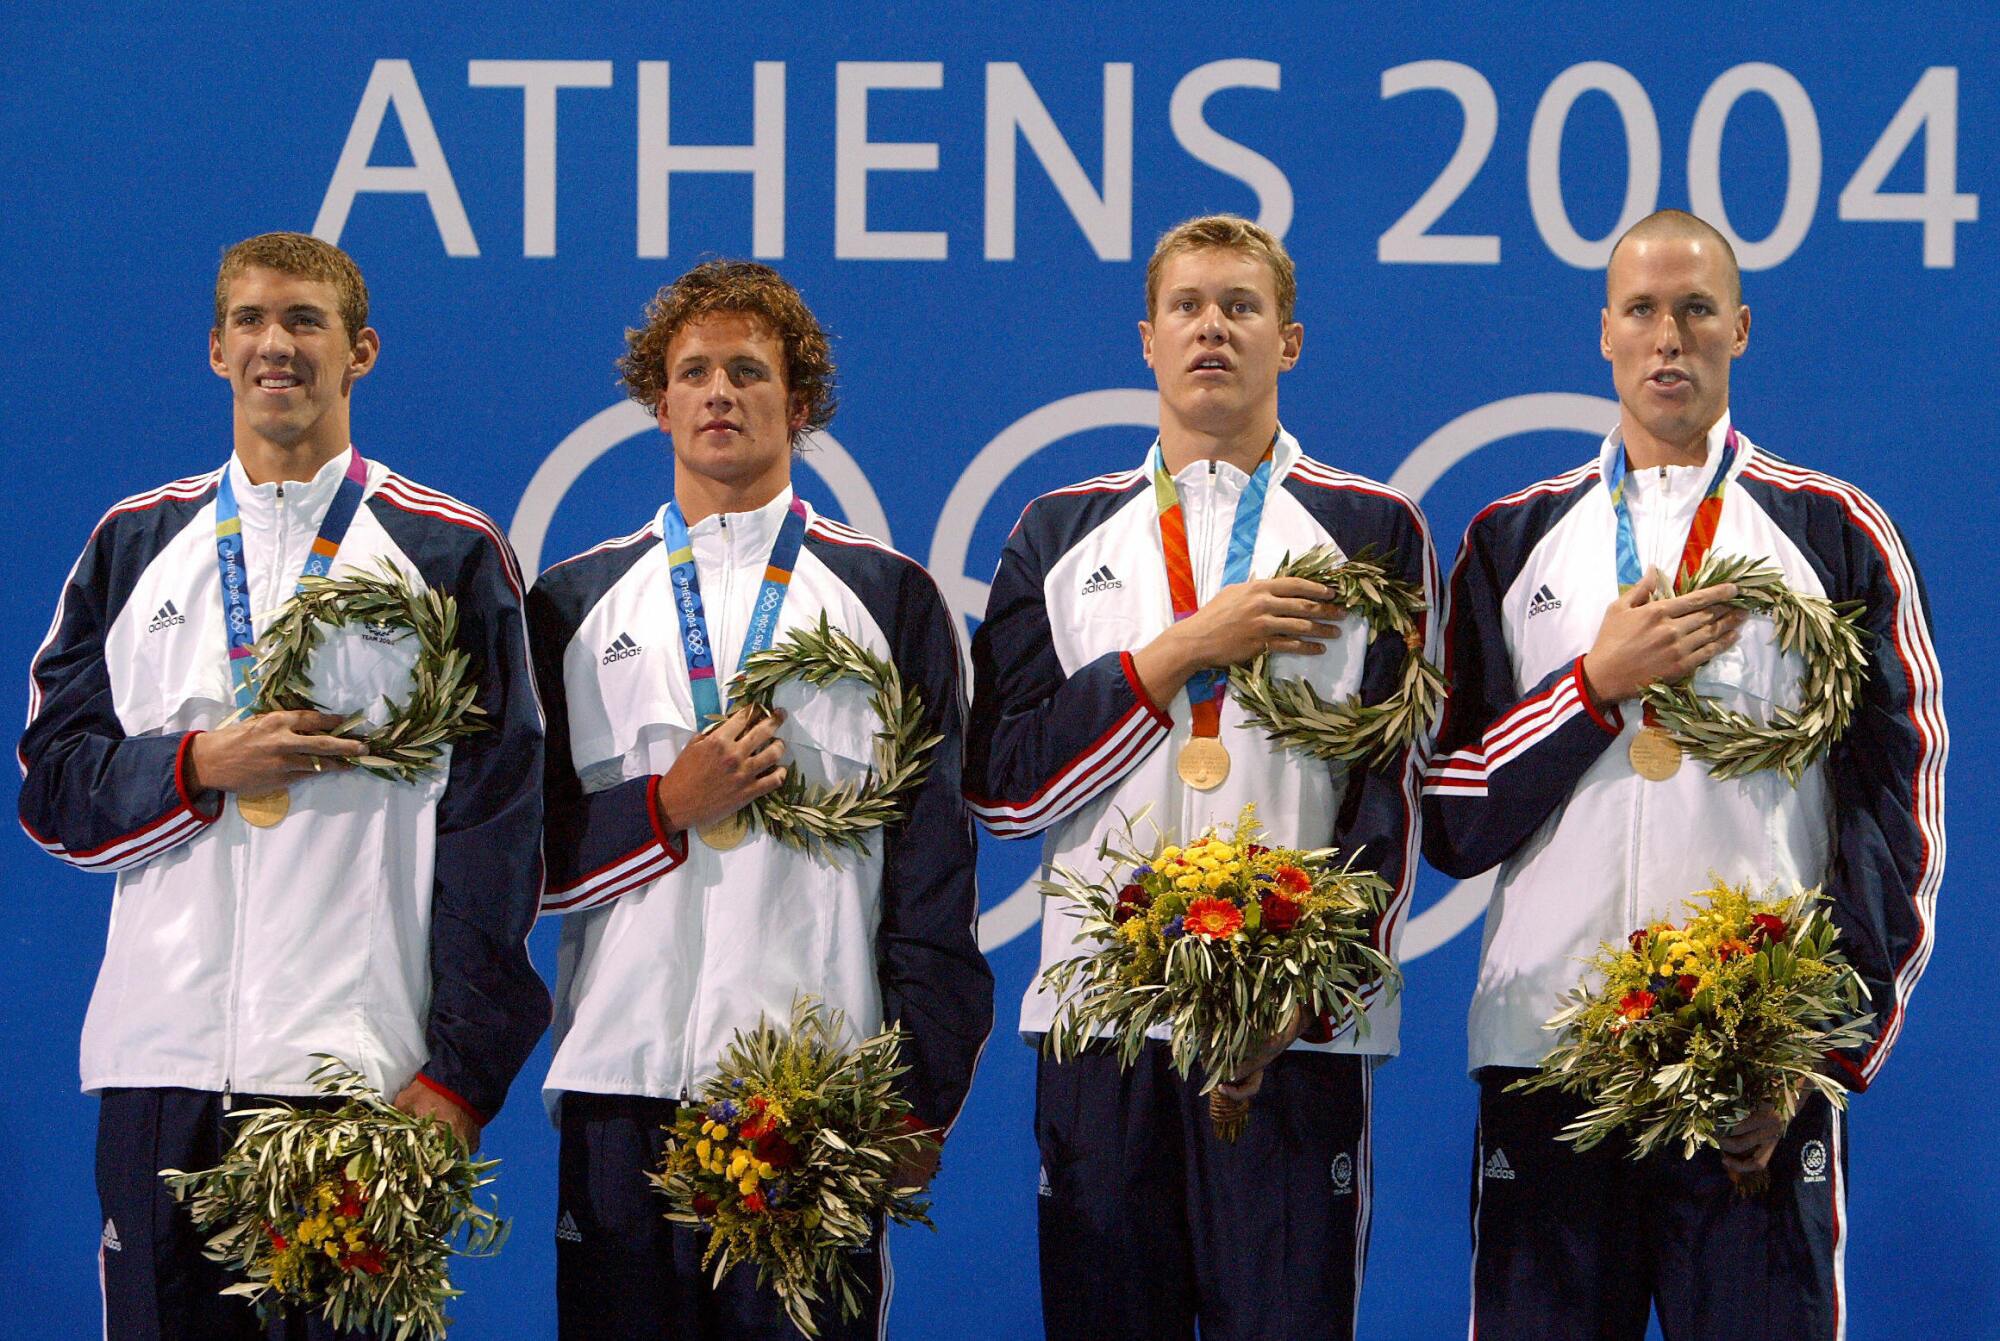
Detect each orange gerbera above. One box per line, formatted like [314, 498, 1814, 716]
[1273, 866, 1311, 896]
[1182, 897, 1245, 940]
[1617, 989, 1656, 1020]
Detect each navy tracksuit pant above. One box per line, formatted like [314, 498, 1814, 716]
[96, 1087, 379, 1341]
[1035, 1042, 1372, 1341]
[555, 1091, 887, 1340]
[1470, 1068, 1847, 1341]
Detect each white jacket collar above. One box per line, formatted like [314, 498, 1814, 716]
[225, 445, 357, 521]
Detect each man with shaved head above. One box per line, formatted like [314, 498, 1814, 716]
[1422, 209, 1945, 1338]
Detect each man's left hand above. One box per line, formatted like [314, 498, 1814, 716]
[1214, 1007, 1310, 1104]
[393, 1080, 481, 1153]
[1717, 1101, 1789, 1175]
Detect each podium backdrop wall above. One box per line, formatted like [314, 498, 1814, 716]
[3, 5, 1993, 1336]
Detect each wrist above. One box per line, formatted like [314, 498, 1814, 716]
[1135, 627, 1200, 700]
[1579, 652, 1627, 706]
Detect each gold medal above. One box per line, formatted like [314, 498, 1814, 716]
[1628, 726, 1683, 781]
[699, 810, 750, 851]
[236, 789, 291, 827]
[1177, 737, 1231, 791]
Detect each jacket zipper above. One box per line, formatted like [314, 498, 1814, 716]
[223, 480, 288, 1105]
[1625, 470, 1697, 930]
[678, 512, 731, 1097]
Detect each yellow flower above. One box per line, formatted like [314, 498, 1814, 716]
[1161, 845, 1182, 862]
[1176, 874, 1202, 891]
[1204, 869, 1230, 890]
[728, 1151, 751, 1179]
[738, 1174, 760, 1196]
[1121, 918, 1149, 944]
[696, 1138, 713, 1163]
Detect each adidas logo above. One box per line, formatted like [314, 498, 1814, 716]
[601, 632, 642, 664]
[146, 600, 185, 632]
[1483, 1148, 1516, 1181]
[555, 1210, 583, 1242]
[1080, 565, 1123, 595]
[1526, 584, 1563, 618]
[1037, 1165, 1052, 1198]
[101, 1218, 122, 1253]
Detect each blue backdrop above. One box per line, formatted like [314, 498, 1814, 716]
[3, 4, 1993, 1336]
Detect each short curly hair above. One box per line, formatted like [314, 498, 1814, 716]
[1145, 214, 1297, 327]
[618, 261, 837, 445]
[214, 232, 369, 340]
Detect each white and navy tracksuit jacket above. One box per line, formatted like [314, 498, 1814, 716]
[1422, 415, 1946, 1087]
[967, 430, 1439, 1055]
[18, 449, 550, 1122]
[529, 488, 993, 1131]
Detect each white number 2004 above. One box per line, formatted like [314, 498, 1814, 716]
[1378, 62, 1976, 270]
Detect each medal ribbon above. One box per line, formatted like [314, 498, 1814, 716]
[1604, 425, 1738, 594]
[214, 451, 369, 711]
[657, 496, 809, 728]
[1150, 442, 1275, 739]
[1603, 425, 1738, 727]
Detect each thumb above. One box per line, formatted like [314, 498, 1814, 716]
[1619, 570, 1660, 606]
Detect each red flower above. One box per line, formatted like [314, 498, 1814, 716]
[337, 1181, 364, 1220]
[752, 1132, 798, 1170]
[692, 1193, 718, 1217]
[1245, 844, 1269, 857]
[264, 1222, 287, 1253]
[1714, 938, 1751, 963]
[742, 1190, 768, 1214]
[1628, 928, 1650, 953]
[340, 1246, 386, 1276]
[1273, 866, 1311, 896]
[1676, 974, 1699, 997]
[1182, 897, 1245, 940]
[1112, 883, 1151, 924]
[739, 1104, 776, 1140]
[1617, 990, 1656, 1020]
[1749, 913, 1788, 947]
[1260, 892, 1302, 933]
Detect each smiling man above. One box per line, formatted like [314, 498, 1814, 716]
[529, 260, 991, 1339]
[966, 214, 1438, 1340]
[1422, 210, 1946, 1339]
[18, 232, 549, 1339]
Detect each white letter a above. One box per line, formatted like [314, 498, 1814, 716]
[314, 60, 479, 256]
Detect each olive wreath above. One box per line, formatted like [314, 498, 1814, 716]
[1226, 546, 1446, 769]
[726, 613, 941, 861]
[1640, 552, 1869, 783]
[249, 557, 488, 783]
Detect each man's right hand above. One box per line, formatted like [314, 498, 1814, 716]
[1581, 570, 1746, 705]
[185, 710, 366, 795]
[656, 706, 790, 833]
[1132, 577, 1346, 707]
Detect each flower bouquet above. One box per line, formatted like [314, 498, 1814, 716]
[651, 998, 938, 1338]
[160, 1058, 508, 1341]
[1512, 881, 1872, 1190]
[1039, 804, 1397, 1141]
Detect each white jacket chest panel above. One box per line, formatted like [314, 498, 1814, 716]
[1046, 483, 1367, 709]
[565, 544, 884, 790]
[105, 500, 425, 738]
